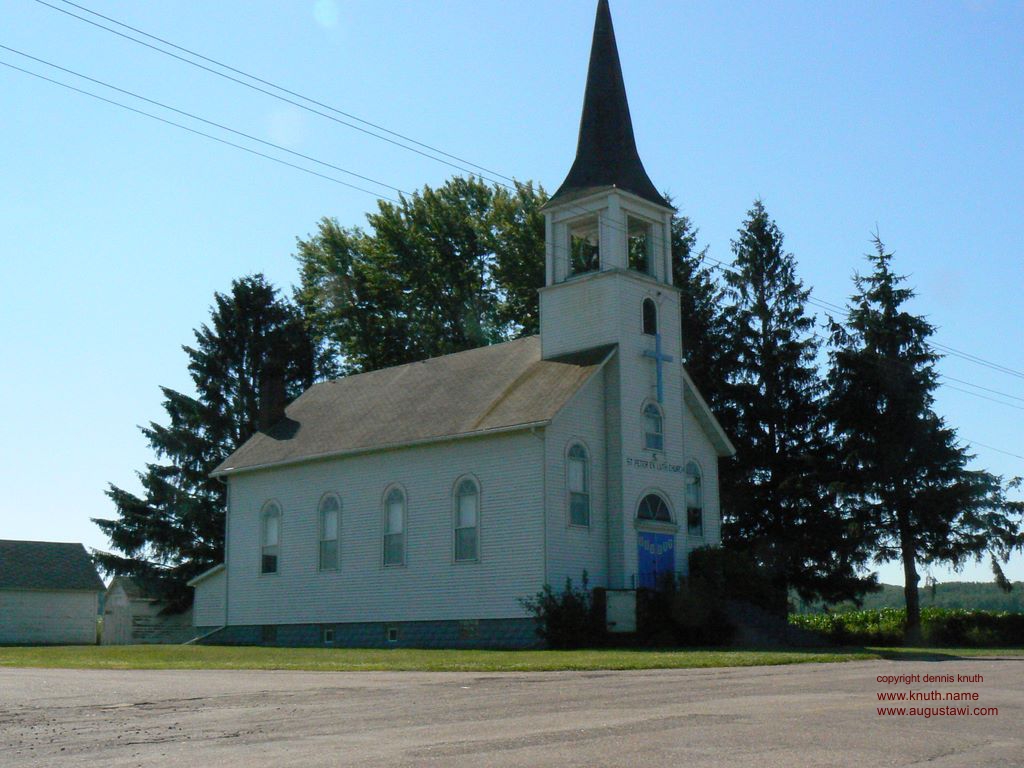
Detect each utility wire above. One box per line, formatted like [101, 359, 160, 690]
[700, 255, 1024, 413]
[0, 44, 410, 197]
[44, 0, 517, 184]
[0, 59, 401, 203]
[30, 0, 701, 254]
[963, 439, 1024, 462]
[24, 0, 1024, 454]
[705, 253, 1024, 384]
[33, 0, 511, 188]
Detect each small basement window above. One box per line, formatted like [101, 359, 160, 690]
[386, 626, 399, 643]
[322, 626, 335, 645]
[569, 217, 600, 275]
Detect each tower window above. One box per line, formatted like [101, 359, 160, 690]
[643, 403, 664, 451]
[642, 298, 658, 336]
[628, 217, 652, 274]
[569, 217, 600, 275]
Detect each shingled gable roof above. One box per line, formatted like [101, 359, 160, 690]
[0, 540, 104, 591]
[213, 335, 615, 477]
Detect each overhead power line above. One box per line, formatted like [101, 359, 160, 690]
[699, 255, 1024, 414]
[963, 439, 1024, 462]
[0, 59, 401, 203]
[703, 254, 1024, 384]
[34, 0, 513, 187]
[0, 44, 410, 198]
[22, 0, 1023, 461]
[38, 0, 1024, 388]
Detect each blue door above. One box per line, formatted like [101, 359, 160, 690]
[637, 531, 675, 589]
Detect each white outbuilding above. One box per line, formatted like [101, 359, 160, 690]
[197, 0, 734, 648]
[101, 577, 197, 645]
[0, 540, 104, 645]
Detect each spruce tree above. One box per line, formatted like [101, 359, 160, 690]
[721, 200, 872, 612]
[95, 275, 317, 609]
[670, 212, 731, 416]
[824, 237, 1023, 641]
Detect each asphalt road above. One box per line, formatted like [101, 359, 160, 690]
[1, 656, 1021, 767]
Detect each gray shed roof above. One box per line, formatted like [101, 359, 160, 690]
[0, 540, 105, 591]
[214, 335, 614, 476]
[107, 576, 157, 600]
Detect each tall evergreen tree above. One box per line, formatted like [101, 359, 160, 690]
[95, 275, 318, 609]
[295, 177, 547, 374]
[721, 200, 872, 612]
[670, 212, 731, 416]
[824, 237, 1023, 641]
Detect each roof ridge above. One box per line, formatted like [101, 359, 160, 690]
[321, 335, 538, 387]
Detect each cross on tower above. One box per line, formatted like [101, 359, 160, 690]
[642, 332, 674, 404]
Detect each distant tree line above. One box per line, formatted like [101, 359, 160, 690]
[794, 581, 1024, 614]
[96, 176, 1024, 639]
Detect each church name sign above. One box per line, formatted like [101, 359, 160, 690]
[626, 457, 684, 474]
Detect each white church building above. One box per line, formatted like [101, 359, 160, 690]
[192, 0, 734, 647]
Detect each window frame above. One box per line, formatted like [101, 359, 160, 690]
[566, 441, 591, 528]
[259, 500, 282, 576]
[317, 493, 341, 572]
[627, 215, 654, 275]
[685, 461, 704, 538]
[642, 297, 658, 336]
[381, 484, 407, 568]
[642, 401, 664, 452]
[635, 492, 675, 525]
[452, 475, 481, 563]
[567, 214, 601, 276]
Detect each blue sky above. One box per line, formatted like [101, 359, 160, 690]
[2, 0, 1021, 587]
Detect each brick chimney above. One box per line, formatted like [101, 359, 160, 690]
[258, 356, 287, 432]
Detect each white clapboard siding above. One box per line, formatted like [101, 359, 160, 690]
[0, 590, 98, 644]
[680, 397, 723, 563]
[543, 364, 609, 588]
[192, 568, 226, 627]
[225, 430, 545, 626]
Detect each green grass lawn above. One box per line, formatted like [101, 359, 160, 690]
[0, 645, 884, 672]
[2, 645, 1019, 672]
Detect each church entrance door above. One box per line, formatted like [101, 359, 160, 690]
[637, 531, 675, 589]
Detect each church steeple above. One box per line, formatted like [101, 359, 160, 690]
[549, 0, 670, 210]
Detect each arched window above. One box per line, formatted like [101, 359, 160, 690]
[686, 462, 704, 537]
[567, 443, 590, 527]
[643, 402, 663, 451]
[637, 493, 672, 523]
[454, 478, 480, 562]
[642, 298, 658, 335]
[261, 502, 281, 574]
[383, 487, 406, 566]
[318, 495, 340, 571]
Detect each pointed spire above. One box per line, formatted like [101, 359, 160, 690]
[549, 0, 669, 210]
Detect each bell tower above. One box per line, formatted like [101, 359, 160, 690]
[540, 0, 677, 360]
[540, 0, 689, 590]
